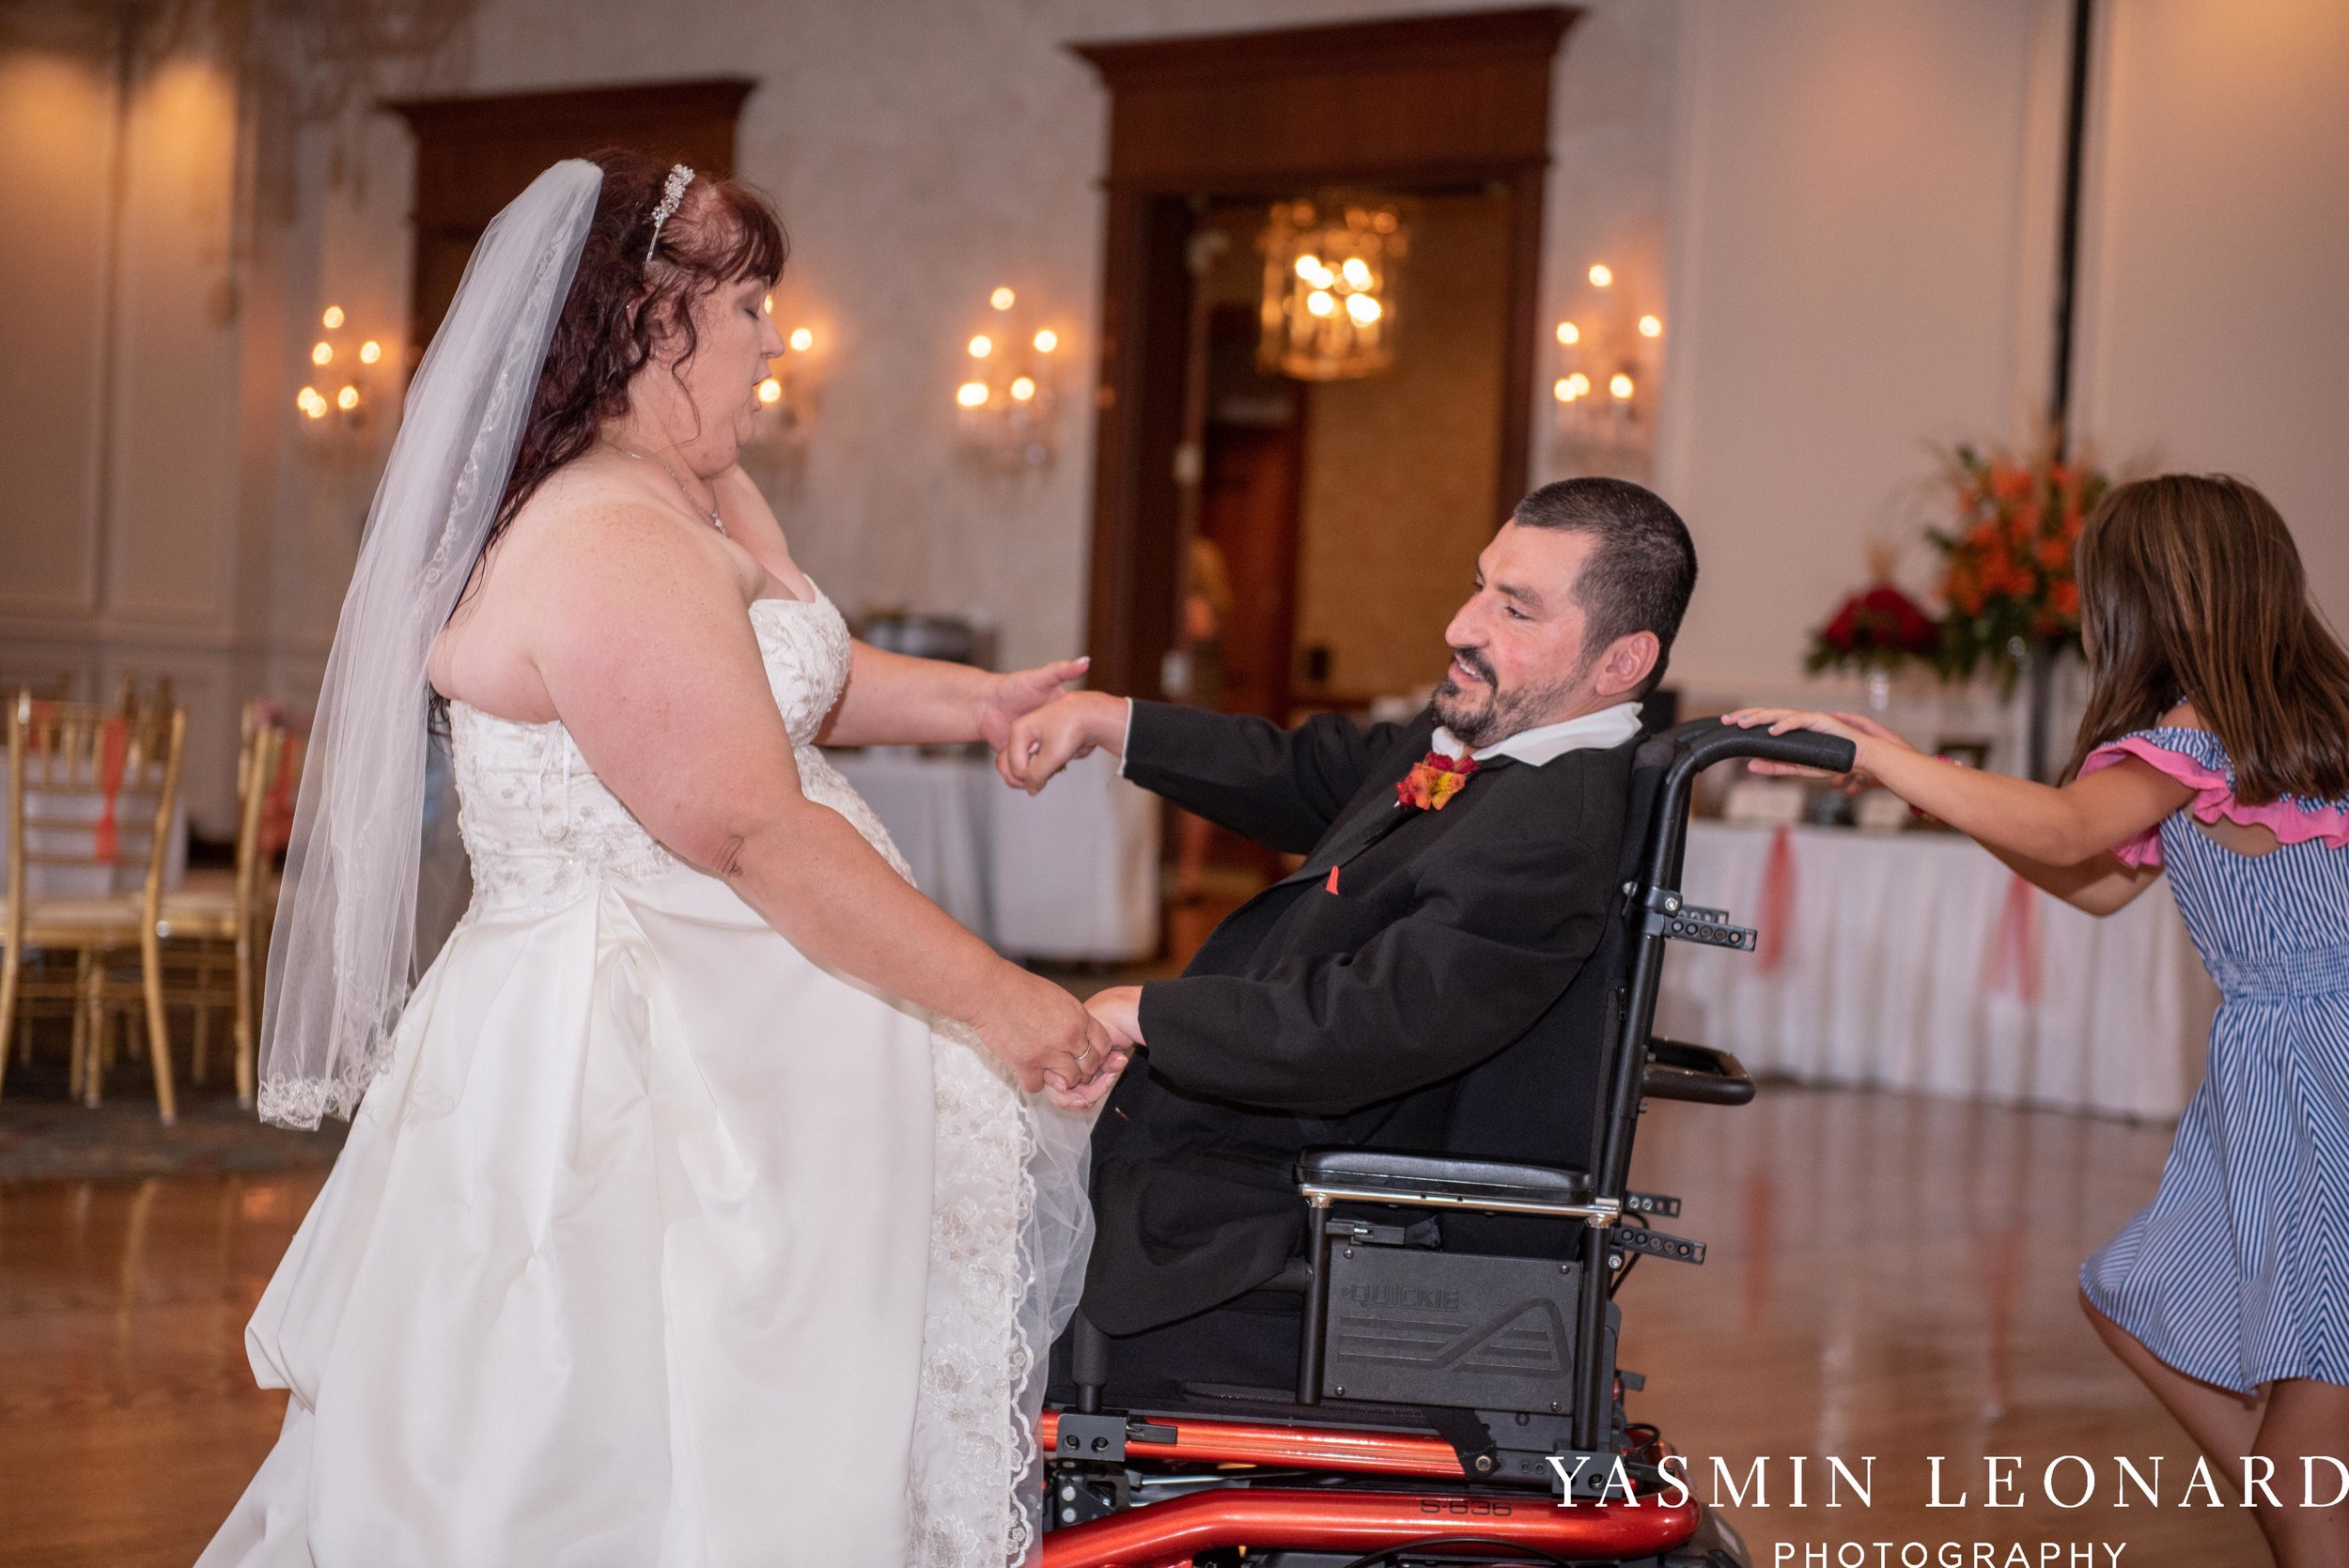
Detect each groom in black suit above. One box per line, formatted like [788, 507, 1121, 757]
[1004, 477, 1698, 1394]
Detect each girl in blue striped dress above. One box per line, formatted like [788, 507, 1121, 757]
[1733, 474, 2349, 1566]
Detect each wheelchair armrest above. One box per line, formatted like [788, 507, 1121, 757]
[1642, 1037, 1757, 1106]
[1297, 1148, 1595, 1214]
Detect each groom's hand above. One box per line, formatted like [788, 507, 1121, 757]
[1083, 985, 1143, 1049]
[1046, 986, 1143, 1111]
[977, 657, 1091, 753]
[998, 690, 1127, 794]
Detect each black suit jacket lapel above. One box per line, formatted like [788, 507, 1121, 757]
[1274, 751, 1517, 889]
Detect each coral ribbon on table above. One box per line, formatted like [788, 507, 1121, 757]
[262, 736, 303, 856]
[1754, 824, 1797, 975]
[92, 717, 129, 863]
[27, 700, 54, 767]
[1981, 870, 2043, 1001]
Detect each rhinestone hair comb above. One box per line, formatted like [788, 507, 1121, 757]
[645, 163, 695, 262]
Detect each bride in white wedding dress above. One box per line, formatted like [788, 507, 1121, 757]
[197, 155, 1116, 1567]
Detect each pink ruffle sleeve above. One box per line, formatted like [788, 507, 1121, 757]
[2081, 730, 2349, 868]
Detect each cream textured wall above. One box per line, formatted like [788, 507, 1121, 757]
[0, 17, 257, 828]
[1656, 0, 2349, 705]
[0, 39, 114, 621]
[2072, 0, 2349, 632]
[1654, 0, 2066, 702]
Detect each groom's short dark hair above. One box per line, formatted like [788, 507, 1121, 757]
[1512, 477, 1698, 692]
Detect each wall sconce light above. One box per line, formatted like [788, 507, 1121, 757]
[748, 293, 823, 464]
[1551, 262, 1661, 453]
[295, 303, 385, 442]
[954, 286, 1061, 470]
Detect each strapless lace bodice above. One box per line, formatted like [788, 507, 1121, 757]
[449, 588, 909, 914]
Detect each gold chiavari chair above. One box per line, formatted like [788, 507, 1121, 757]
[1, 691, 188, 1124]
[156, 700, 298, 1109]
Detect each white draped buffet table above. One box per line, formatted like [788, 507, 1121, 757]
[825, 747, 1160, 962]
[1655, 821, 2219, 1120]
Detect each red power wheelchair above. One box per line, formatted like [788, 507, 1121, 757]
[1033, 717, 1856, 1568]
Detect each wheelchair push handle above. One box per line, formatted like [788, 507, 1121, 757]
[1672, 716, 1857, 777]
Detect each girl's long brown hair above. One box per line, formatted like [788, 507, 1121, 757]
[2066, 474, 2349, 803]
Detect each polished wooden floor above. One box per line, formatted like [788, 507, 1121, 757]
[0, 1083, 2264, 1565]
[1619, 1089, 2264, 1562]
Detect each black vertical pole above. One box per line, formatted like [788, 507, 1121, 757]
[2049, 0, 2095, 462]
[2033, 0, 2096, 782]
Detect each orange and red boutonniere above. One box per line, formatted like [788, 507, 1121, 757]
[1397, 751, 1481, 812]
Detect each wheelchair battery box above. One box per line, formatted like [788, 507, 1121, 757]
[1321, 1243, 1584, 1412]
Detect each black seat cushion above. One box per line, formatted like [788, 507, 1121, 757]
[1298, 1148, 1593, 1208]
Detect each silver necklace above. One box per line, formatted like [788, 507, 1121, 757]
[606, 440, 724, 536]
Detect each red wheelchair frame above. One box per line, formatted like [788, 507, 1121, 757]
[1032, 720, 1854, 1568]
[1034, 1410, 1703, 1566]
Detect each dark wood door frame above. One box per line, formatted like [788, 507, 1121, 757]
[387, 78, 756, 357]
[1069, 8, 1579, 699]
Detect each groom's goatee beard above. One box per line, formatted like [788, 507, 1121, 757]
[1432, 648, 1496, 745]
[1434, 654, 1577, 750]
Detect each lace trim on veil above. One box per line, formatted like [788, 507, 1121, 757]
[255, 1073, 360, 1129]
[910, 1022, 1092, 1566]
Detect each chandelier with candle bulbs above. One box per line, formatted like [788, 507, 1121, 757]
[1257, 195, 1407, 381]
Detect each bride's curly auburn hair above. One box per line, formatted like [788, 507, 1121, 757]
[488, 148, 788, 544]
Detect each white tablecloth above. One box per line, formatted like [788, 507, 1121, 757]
[0, 795, 187, 897]
[1655, 821, 2218, 1120]
[826, 747, 1160, 962]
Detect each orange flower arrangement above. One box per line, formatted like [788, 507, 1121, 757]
[1930, 442, 2108, 689]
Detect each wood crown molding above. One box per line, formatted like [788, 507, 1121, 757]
[385, 77, 755, 142]
[385, 77, 755, 347]
[1072, 7, 1576, 88]
[1069, 7, 1579, 191]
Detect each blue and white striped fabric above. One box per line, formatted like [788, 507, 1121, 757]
[2080, 727, 2349, 1392]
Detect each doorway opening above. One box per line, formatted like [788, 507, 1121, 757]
[1071, 8, 1575, 709]
[1184, 188, 1514, 727]
[1071, 9, 1576, 901]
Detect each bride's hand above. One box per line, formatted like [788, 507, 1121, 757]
[977, 658, 1091, 753]
[971, 968, 1120, 1094]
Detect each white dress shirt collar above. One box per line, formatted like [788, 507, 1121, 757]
[1430, 702, 1645, 767]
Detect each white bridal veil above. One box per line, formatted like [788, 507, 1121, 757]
[257, 160, 599, 1128]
